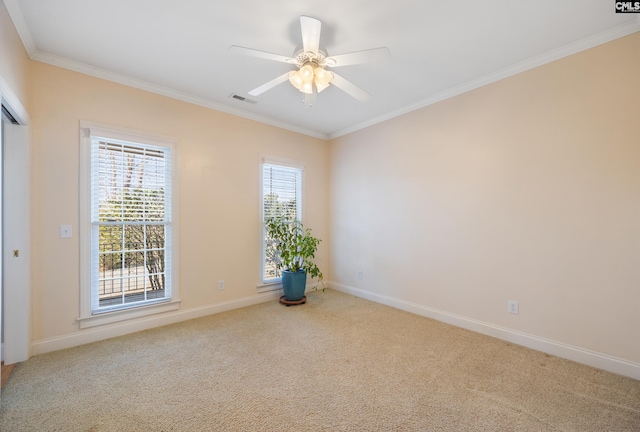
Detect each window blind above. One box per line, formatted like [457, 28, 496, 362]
[262, 162, 303, 282]
[90, 136, 172, 313]
[262, 163, 302, 222]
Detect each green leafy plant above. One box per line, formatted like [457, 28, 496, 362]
[265, 217, 325, 290]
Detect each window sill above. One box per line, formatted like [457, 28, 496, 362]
[77, 299, 181, 329]
[257, 281, 283, 294]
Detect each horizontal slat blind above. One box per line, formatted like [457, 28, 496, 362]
[262, 163, 302, 221]
[90, 136, 172, 313]
[92, 140, 169, 224]
[262, 162, 302, 282]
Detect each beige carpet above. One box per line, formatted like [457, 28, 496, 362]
[1, 289, 639, 431]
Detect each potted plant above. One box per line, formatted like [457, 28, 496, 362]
[265, 217, 324, 303]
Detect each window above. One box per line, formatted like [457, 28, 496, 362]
[79, 122, 178, 328]
[261, 158, 303, 284]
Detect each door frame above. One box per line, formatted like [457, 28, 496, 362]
[1, 76, 30, 365]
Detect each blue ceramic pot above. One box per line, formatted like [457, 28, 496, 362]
[282, 270, 307, 301]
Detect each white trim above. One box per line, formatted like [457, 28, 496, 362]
[329, 282, 640, 381]
[79, 121, 180, 325]
[0, 78, 31, 366]
[2, 0, 36, 55]
[31, 50, 329, 140]
[32, 291, 282, 356]
[259, 155, 305, 286]
[257, 281, 283, 294]
[328, 19, 640, 139]
[77, 300, 181, 329]
[260, 154, 305, 171]
[79, 120, 177, 147]
[79, 126, 91, 319]
[26, 21, 640, 142]
[5, 0, 639, 141]
[0, 75, 30, 124]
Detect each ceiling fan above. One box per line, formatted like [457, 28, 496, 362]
[229, 16, 390, 107]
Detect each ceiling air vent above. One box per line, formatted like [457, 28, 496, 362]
[229, 93, 257, 104]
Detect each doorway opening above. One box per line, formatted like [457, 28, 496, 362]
[1, 99, 30, 389]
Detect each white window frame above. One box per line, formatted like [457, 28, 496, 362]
[258, 155, 304, 292]
[78, 121, 180, 328]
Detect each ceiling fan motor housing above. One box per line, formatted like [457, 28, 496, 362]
[293, 48, 329, 68]
[230, 16, 383, 102]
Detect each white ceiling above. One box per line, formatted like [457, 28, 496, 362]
[5, 1, 640, 139]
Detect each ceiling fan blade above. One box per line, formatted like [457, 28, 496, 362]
[330, 73, 371, 103]
[229, 45, 295, 64]
[325, 47, 391, 67]
[248, 72, 291, 96]
[300, 16, 321, 55]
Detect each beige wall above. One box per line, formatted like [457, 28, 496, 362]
[29, 61, 329, 342]
[5, 0, 640, 373]
[0, 0, 29, 109]
[329, 33, 640, 365]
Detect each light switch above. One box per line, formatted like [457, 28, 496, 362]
[60, 224, 72, 239]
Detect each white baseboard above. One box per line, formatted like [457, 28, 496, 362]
[30, 284, 640, 381]
[31, 290, 282, 356]
[329, 282, 640, 381]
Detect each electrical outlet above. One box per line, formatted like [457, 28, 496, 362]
[218, 280, 225, 290]
[508, 300, 519, 315]
[357, 270, 363, 280]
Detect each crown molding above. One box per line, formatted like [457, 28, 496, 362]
[4, 1, 328, 139]
[30, 50, 329, 140]
[5, 0, 639, 142]
[3, 0, 326, 139]
[3, 0, 36, 55]
[328, 18, 640, 139]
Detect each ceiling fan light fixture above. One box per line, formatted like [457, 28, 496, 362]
[300, 64, 314, 81]
[315, 81, 330, 93]
[289, 63, 319, 93]
[288, 70, 303, 91]
[314, 67, 333, 93]
[288, 63, 334, 94]
[232, 16, 387, 103]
